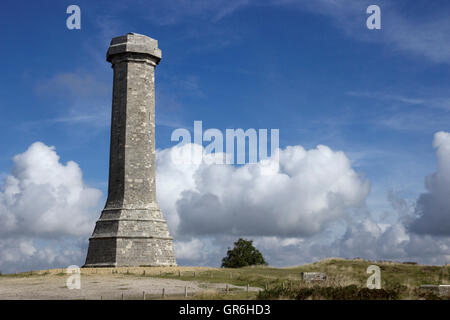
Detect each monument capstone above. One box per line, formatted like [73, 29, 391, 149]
[84, 33, 177, 267]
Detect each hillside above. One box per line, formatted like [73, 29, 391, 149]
[0, 259, 448, 299]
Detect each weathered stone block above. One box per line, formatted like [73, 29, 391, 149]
[301, 272, 327, 281]
[420, 285, 450, 296]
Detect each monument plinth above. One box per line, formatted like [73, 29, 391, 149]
[84, 33, 176, 267]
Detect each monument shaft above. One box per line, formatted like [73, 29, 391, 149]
[84, 33, 176, 267]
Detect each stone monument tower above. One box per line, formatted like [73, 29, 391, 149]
[84, 33, 177, 267]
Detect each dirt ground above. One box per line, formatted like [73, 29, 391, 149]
[0, 268, 261, 300]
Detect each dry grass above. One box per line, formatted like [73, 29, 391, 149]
[2, 258, 448, 300]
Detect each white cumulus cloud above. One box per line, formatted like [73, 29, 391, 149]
[157, 143, 369, 238]
[3, 135, 450, 272]
[410, 131, 450, 236]
[0, 142, 102, 273]
[157, 139, 450, 266]
[0, 142, 102, 238]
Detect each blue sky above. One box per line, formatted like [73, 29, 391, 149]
[1, 0, 450, 272]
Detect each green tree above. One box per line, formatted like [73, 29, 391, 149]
[221, 238, 267, 268]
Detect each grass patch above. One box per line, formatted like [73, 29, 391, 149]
[152, 290, 258, 300]
[6, 258, 447, 300]
[148, 258, 449, 300]
[0, 271, 51, 278]
[192, 290, 258, 300]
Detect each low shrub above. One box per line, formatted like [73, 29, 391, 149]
[257, 285, 297, 300]
[413, 288, 446, 300]
[258, 284, 401, 300]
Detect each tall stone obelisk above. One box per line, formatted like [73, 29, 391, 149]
[84, 33, 176, 267]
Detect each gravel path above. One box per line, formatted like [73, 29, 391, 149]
[0, 273, 261, 300]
